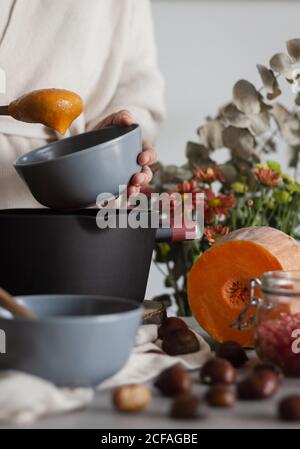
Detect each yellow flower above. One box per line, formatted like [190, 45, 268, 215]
[231, 182, 248, 194]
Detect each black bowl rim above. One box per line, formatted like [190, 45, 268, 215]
[14, 124, 140, 168]
[0, 295, 142, 324]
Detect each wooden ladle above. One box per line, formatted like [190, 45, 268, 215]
[0, 287, 37, 320]
[0, 88, 83, 135]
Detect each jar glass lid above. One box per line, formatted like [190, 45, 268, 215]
[261, 271, 300, 297]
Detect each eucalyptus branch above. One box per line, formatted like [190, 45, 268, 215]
[151, 38, 300, 315]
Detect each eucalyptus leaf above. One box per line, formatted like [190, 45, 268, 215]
[248, 111, 270, 135]
[150, 163, 164, 190]
[161, 182, 178, 192]
[271, 103, 300, 142]
[233, 79, 261, 115]
[222, 103, 251, 128]
[291, 70, 300, 94]
[222, 102, 269, 136]
[223, 126, 256, 159]
[261, 138, 276, 154]
[258, 92, 273, 112]
[232, 158, 256, 172]
[162, 165, 193, 184]
[287, 39, 300, 63]
[151, 163, 193, 188]
[186, 141, 210, 159]
[257, 64, 281, 100]
[181, 162, 193, 171]
[219, 163, 238, 185]
[289, 144, 300, 168]
[269, 53, 294, 80]
[185, 141, 215, 168]
[247, 170, 260, 189]
[197, 119, 224, 149]
[271, 103, 290, 123]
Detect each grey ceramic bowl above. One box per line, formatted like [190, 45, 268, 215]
[0, 295, 142, 386]
[14, 125, 141, 209]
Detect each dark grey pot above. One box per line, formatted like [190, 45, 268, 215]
[14, 125, 141, 210]
[0, 295, 142, 386]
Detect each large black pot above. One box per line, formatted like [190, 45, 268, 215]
[0, 209, 196, 302]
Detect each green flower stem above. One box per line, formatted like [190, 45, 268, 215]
[250, 186, 267, 226]
[231, 198, 239, 230]
[154, 261, 168, 278]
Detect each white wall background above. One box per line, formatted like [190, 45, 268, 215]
[146, 0, 300, 300]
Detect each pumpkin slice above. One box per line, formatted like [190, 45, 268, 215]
[188, 226, 300, 347]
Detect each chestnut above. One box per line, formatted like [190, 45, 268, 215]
[162, 328, 200, 356]
[158, 317, 188, 340]
[237, 371, 279, 400]
[205, 384, 236, 407]
[278, 395, 300, 421]
[200, 358, 237, 385]
[112, 384, 152, 413]
[154, 364, 192, 397]
[170, 394, 208, 420]
[244, 357, 261, 370]
[216, 341, 248, 368]
[253, 362, 283, 381]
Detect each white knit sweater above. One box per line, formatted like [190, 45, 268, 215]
[0, 0, 165, 208]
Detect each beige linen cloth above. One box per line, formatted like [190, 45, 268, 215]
[0, 325, 211, 424]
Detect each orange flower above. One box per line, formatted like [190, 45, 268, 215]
[204, 189, 236, 224]
[255, 167, 281, 187]
[203, 224, 230, 245]
[194, 166, 224, 183]
[174, 180, 203, 210]
[176, 180, 199, 194]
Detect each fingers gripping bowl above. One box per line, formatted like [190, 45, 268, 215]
[0, 295, 142, 386]
[14, 125, 141, 210]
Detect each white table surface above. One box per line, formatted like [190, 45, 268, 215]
[2, 318, 300, 429]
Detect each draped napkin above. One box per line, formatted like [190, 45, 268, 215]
[0, 324, 211, 424]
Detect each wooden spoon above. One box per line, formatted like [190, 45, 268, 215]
[0, 88, 83, 135]
[0, 287, 37, 320]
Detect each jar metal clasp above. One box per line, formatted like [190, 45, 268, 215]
[230, 277, 262, 330]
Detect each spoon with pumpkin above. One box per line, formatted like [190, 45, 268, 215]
[0, 88, 83, 135]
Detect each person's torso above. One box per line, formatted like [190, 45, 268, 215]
[0, 0, 133, 208]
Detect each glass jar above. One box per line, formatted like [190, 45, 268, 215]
[234, 271, 300, 377]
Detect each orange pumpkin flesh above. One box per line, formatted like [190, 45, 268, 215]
[8, 88, 83, 135]
[188, 226, 300, 347]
